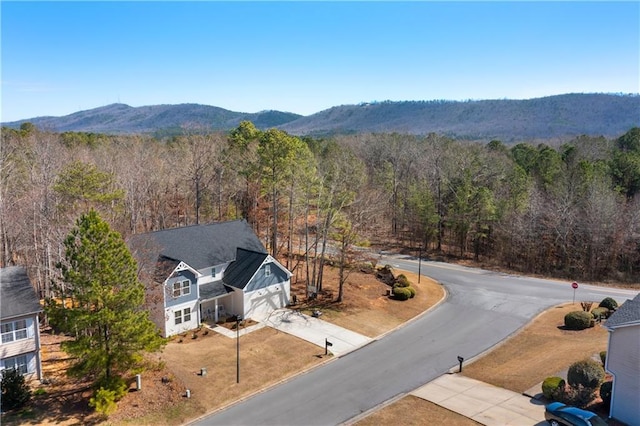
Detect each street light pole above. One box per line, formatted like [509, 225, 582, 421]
[236, 315, 241, 384]
[418, 243, 422, 284]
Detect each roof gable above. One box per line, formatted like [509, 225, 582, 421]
[0, 266, 42, 320]
[223, 248, 268, 290]
[606, 293, 640, 329]
[128, 220, 266, 273]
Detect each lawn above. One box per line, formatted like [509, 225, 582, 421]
[5, 264, 441, 425]
[356, 302, 613, 425]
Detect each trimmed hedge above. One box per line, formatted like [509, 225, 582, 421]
[591, 307, 610, 319]
[564, 311, 593, 330]
[407, 286, 416, 298]
[542, 376, 564, 400]
[392, 286, 412, 300]
[395, 274, 411, 288]
[598, 297, 618, 311]
[567, 358, 605, 389]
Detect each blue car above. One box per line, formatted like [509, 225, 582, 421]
[545, 402, 608, 426]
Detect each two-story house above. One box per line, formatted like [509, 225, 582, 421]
[128, 220, 291, 338]
[0, 266, 43, 381]
[604, 293, 640, 426]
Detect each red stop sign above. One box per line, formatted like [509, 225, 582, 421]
[572, 282, 579, 289]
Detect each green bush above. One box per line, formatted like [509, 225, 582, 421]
[567, 358, 605, 389]
[392, 286, 412, 300]
[0, 368, 32, 411]
[395, 274, 410, 288]
[542, 376, 564, 400]
[591, 307, 609, 319]
[89, 387, 117, 416]
[95, 375, 128, 401]
[598, 297, 618, 311]
[600, 381, 612, 408]
[564, 311, 593, 330]
[407, 286, 416, 298]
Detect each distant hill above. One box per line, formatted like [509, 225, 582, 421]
[2, 103, 303, 136]
[3, 94, 639, 141]
[281, 93, 640, 142]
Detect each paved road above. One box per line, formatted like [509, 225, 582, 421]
[193, 257, 638, 426]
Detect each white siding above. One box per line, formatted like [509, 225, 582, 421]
[608, 325, 640, 426]
[243, 279, 290, 320]
[164, 300, 199, 337]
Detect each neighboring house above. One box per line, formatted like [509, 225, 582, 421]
[129, 220, 291, 338]
[604, 293, 640, 426]
[0, 266, 43, 381]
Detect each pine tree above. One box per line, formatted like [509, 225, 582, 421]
[47, 209, 164, 383]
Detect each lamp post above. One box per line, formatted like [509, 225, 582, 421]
[418, 243, 423, 284]
[236, 315, 242, 383]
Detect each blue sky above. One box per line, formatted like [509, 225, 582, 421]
[1, 1, 639, 122]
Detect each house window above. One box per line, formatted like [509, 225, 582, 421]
[2, 355, 28, 374]
[1, 319, 28, 344]
[174, 308, 191, 325]
[265, 264, 271, 277]
[211, 267, 216, 277]
[172, 279, 191, 298]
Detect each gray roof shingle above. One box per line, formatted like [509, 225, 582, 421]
[606, 293, 640, 329]
[199, 281, 232, 300]
[223, 248, 268, 290]
[128, 220, 266, 274]
[0, 266, 42, 320]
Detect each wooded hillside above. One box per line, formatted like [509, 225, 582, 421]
[3, 94, 639, 142]
[2, 123, 639, 301]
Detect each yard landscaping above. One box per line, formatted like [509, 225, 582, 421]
[2, 264, 441, 425]
[356, 302, 618, 425]
[3, 265, 622, 426]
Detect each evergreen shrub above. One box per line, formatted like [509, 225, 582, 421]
[598, 297, 618, 311]
[564, 311, 593, 330]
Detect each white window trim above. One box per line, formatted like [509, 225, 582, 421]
[174, 307, 191, 325]
[2, 354, 28, 374]
[172, 278, 191, 298]
[1, 319, 28, 344]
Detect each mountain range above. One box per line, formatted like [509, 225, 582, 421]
[3, 93, 639, 142]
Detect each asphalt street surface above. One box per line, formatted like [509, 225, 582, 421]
[193, 256, 638, 426]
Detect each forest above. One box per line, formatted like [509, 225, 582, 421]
[1, 122, 639, 300]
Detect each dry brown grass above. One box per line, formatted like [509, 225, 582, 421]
[9, 265, 442, 426]
[462, 303, 609, 393]
[294, 267, 443, 337]
[356, 396, 480, 426]
[356, 303, 612, 425]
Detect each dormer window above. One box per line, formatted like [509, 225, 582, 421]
[211, 267, 216, 277]
[265, 264, 271, 277]
[173, 279, 191, 297]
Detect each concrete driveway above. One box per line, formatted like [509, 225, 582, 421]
[253, 308, 372, 356]
[412, 374, 547, 426]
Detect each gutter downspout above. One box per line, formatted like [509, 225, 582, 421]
[604, 327, 615, 421]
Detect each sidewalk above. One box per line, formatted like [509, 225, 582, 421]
[412, 374, 547, 426]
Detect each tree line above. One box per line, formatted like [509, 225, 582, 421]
[2, 123, 639, 300]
